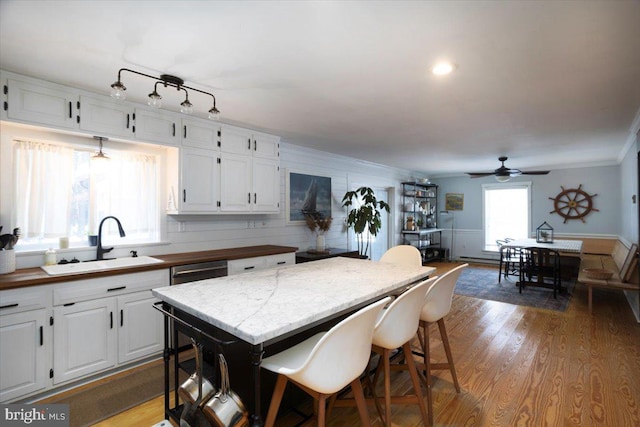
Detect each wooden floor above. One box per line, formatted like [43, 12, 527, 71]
[93, 262, 640, 427]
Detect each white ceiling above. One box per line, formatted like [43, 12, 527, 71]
[1, 1, 639, 176]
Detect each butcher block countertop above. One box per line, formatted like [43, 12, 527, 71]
[0, 245, 298, 291]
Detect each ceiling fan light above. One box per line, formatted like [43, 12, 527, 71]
[495, 175, 511, 183]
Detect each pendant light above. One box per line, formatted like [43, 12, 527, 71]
[92, 136, 110, 161]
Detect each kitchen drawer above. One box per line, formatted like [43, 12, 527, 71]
[53, 269, 168, 306]
[228, 257, 267, 276]
[0, 286, 52, 315]
[263, 253, 295, 269]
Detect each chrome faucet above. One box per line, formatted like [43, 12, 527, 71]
[96, 216, 126, 260]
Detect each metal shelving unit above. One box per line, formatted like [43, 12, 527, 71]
[401, 182, 446, 263]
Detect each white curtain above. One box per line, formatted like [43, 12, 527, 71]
[92, 152, 158, 240]
[14, 140, 74, 238]
[14, 139, 159, 244]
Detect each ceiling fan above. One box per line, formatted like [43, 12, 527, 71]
[466, 156, 550, 182]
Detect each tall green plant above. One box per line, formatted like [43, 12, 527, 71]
[342, 186, 390, 258]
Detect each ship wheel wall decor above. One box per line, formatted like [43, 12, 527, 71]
[549, 184, 598, 223]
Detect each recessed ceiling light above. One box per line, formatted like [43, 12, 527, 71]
[431, 61, 456, 76]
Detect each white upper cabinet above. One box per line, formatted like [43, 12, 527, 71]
[179, 147, 221, 213]
[253, 131, 280, 160]
[219, 124, 280, 213]
[134, 107, 180, 145]
[220, 152, 252, 212]
[79, 95, 134, 138]
[5, 77, 78, 130]
[220, 125, 252, 155]
[252, 157, 281, 212]
[182, 117, 221, 150]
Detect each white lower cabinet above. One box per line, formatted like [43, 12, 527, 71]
[117, 291, 163, 364]
[0, 309, 49, 402]
[51, 270, 167, 385]
[53, 298, 117, 384]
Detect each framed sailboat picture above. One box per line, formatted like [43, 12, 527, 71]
[286, 170, 332, 224]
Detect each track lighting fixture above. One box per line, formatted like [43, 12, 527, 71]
[110, 68, 220, 120]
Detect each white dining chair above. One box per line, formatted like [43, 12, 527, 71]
[260, 296, 391, 427]
[417, 263, 468, 425]
[370, 276, 438, 427]
[379, 245, 422, 267]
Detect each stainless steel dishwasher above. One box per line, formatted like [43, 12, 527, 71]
[171, 260, 228, 285]
[170, 260, 228, 349]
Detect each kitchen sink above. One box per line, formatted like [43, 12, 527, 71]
[40, 256, 164, 276]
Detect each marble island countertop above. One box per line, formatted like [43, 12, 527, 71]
[152, 257, 436, 345]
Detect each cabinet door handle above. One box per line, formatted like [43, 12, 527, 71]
[183, 189, 187, 203]
[120, 310, 124, 327]
[184, 125, 187, 139]
[254, 140, 257, 151]
[0, 303, 18, 310]
[172, 123, 176, 137]
[68, 101, 72, 118]
[244, 266, 255, 270]
[126, 114, 130, 129]
[107, 286, 126, 292]
[254, 193, 257, 204]
[277, 261, 286, 265]
[248, 138, 251, 150]
[110, 312, 113, 329]
[39, 326, 43, 346]
[248, 193, 251, 203]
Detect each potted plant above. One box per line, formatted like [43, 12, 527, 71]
[342, 186, 390, 258]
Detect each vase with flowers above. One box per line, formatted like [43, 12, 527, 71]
[304, 214, 332, 252]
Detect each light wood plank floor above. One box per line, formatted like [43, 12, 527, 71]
[94, 262, 640, 427]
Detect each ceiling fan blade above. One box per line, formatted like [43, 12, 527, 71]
[520, 171, 550, 175]
[466, 172, 494, 178]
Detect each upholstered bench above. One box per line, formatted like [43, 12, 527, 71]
[577, 240, 638, 314]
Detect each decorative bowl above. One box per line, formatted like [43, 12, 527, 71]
[582, 268, 613, 280]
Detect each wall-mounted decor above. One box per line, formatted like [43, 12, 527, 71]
[549, 184, 598, 223]
[445, 193, 464, 211]
[286, 171, 332, 224]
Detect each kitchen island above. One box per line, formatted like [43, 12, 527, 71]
[152, 256, 436, 425]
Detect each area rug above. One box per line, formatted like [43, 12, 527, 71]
[45, 361, 171, 427]
[454, 267, 575, 312]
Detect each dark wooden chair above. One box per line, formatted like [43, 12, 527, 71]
[497, 239, 521, 283]
[518, 247, 561, 298]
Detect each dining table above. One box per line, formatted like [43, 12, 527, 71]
[152, 256, 436, 426]
[501, 238, 583, 292]
[501, 238, 583, 254]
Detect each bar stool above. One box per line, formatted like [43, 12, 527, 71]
[261, 296, 391, 427]
[380, 245, 423, 267]
[416, 263, 468, 425]
[370, 276, 438, 426]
